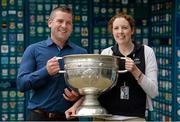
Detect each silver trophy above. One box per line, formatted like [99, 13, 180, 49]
[58, 54, 126, 117]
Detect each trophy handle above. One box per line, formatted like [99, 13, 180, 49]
[56, 57, 66, 73]
[56, 56, 127, 73]
[118, 57, 128, 73]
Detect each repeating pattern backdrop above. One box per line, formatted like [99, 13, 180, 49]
[0, 0, 180, 121]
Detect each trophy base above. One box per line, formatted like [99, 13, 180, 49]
[72, 114, 112, 118]
[74, 105, 112, 117]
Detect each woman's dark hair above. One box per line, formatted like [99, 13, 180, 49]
[108, 12, 136, 34]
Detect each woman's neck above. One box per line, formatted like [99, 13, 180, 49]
[118, 42, 134, 56]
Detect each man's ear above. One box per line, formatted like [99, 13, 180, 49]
[47, 19, 52, 28]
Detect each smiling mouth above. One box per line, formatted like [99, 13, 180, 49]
[59, 28, 67, 33]
[118, 35, 125, 39]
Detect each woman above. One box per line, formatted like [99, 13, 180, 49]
[65, 12, 158, 121]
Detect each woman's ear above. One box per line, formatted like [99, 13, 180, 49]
[131, 28, 135, 35]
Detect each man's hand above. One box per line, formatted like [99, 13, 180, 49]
[63, 88, 80, 102]
[46, 56, 60, 76]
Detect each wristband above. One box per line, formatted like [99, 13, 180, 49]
[136, 72, 142, 81]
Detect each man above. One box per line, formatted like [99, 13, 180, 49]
[17, 6, 87, 121]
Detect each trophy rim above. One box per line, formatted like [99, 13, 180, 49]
[63, 54, 120, 59]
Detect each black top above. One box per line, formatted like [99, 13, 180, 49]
[99, 42, 146, 118]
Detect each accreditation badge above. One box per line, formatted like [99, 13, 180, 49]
[120, 82, 129, 100]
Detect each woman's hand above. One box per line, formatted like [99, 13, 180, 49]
[125, 57, 137, 72]
[125, 57, 143, 81]
[65, 97, 84, 119]
[65, 105, 77, 120]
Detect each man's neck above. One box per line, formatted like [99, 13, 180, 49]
[52, 37, 66, 49]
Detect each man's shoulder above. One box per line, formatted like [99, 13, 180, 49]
[24, 40, 48, 54]
[27, 40, 47, 48]
[69, 42, 87, 52]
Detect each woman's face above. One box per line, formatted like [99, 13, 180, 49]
[112, 17, 134, 45]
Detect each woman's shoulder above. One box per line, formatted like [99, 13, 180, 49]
[101, 46, 113, 55]
[143, 45, 154, 53]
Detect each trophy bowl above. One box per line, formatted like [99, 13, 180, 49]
[60, 54, 126, 117]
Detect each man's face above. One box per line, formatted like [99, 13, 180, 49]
[48, 11, 73, 42]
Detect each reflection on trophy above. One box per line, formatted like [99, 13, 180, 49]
[58, 54, 127, 117]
